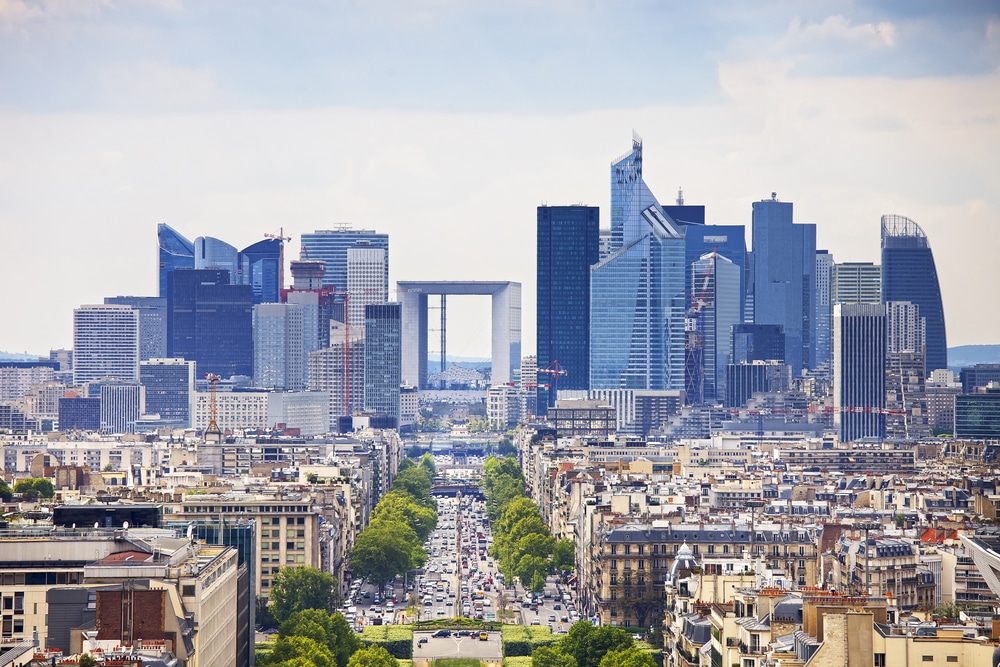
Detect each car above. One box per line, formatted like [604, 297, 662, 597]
[531, 618, 541, 625]
[479, 631, 489, 641]
[553, 604, 561, 610]
[418, 637, 429, 645]
[549, 614, 557, 623]
[458, 630, 471, 637]
[561, 616, 569, 623]
[437, 607, 446, 615]
[432, 630, 452, 638]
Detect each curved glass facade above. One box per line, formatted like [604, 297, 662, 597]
[157, 223, 194, 298]
[195, 236, 240, 282]
[240, 238, 282, 304]
[881, 214, 947, 373]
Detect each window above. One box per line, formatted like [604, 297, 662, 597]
[921, 657, 933, 662]
[182, 585, 196, 597]
[874, 653, 886, 667]
[946, 658, 958, 663]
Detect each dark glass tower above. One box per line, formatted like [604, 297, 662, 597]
[240, 238, 282, 304]
[299, 228, 389, 294]
[750, 195, 817, 375]
[881, 214, 947, 373]
[536, 205, 600, 412]
[157, 224, 194, 298]
[167, 269, 253, 379]
[364, 303, 402, 426]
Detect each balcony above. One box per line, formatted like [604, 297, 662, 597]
[739, 642, 764, 656]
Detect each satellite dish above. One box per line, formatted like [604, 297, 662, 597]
[122, 521, 129, 530]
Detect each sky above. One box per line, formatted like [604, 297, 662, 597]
[1, 0, 998, 360]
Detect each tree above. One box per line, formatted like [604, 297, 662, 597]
[495, 436, 516, 457]
[391, 467, 433, 501]
[262, 635, 335, 667]
[307, 472, 319, 484]
[553, 539, 575, 572]
[350, 519, 422, 587]
[78, 655, 97, 667]
[533, 646, 578, 667]
[559, 621, 633, 667]
[598, 647, 657, 667]
[0, 478, 11, 502]
[278, 609, 358, 667]
[14, 478, 54, 499]
[269, 567, 340, 625]
[399, 457, 417, 472]
[372, 491, 438, 542]
[347, 645, 399, 667]
[419, 452, 437, 476]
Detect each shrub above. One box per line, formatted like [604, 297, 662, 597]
[358, 625, 415, 659]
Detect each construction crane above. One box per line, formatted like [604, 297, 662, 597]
[205, 373, 222, 442]
[264, 227, 293, 293]
[537, 361, 567, 407]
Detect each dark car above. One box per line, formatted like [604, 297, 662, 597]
[432, 630, 452, 638]
[418, 637, 429, 645]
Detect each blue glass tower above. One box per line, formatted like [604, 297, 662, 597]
[167, 269, 253, 379]
[750, 195, 817, 375]
[157, 224, 194, 299]
[537, 205, 600, 411]
[364, 303, 402, 426]
[881, 214, 947, 373]
[195, 236, 240, 283]
[592, 135, 686, 391]
[240, 238, 282, 304]
[299, 229, 389, 294]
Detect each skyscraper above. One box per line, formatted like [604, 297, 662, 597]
[99, 383, 145, 434]
[885, 300, 928, 439]
[140, 358, 196, 428]
[814, 250, 834, 372]
[194, 236, 240, 281]
[157, 224, 194, 299]
[688, 251, 741, 404]
[299, 228, 389, 294]
[104, 296, 168, 361]
[253, 303, 305, 390]
[881, 214, 947, 373]
[833, 262, 881, 304]
[347, 244, 388, 330]
[536, 205, 600, 412]
[364, 303, 402, 426]
[833, 303, 886, 443]
[309, 320, 365, 424]
[167, 269, 253, 379]
[750, 194, 817, 375]
[239, 238, 282, 304]
[73, 304, 140, 385]
[591, 135, 686, 392]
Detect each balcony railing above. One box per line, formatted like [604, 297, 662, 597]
[739, 642, 764, 655]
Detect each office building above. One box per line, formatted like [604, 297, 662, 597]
[833, 303, 886, 442]
[104, 296, 168, 360]
[364, 303, 402, 425]
[881, 214, 947, 372]
[299, 228, 389, 294]
[536, 205, 600, 413]
[687, 251, 741, 404]
[814, 250, 834, 371]
[239, 238, 282, 304]
[591, 134, 686, 391]
[926, 369, 962, 434]
[487, 384, 524, 430]
[287, 259, 340, 351]
[347, 243, 389, 330]
[99, 383, 145, 434]
[58, 394, 100, 431]
[73, 304, 140, 385]
[253, 303, 305, 390]
[750, 194, 817, 375]
[309, 320, 365, 422]
[167, 268, 254, 379]
[682, 221, 747, 321]
[157, 223, 194, 299]
[885, 301, 927, 439]
[833, 261, 881, 304]
[725, 360, 788, 409]
[960, 363, 1000, 394]
[731, 324, 785, 364]
[194, 235, 240, 282]
[140, 357, 196, 428]
[954, 386, 1000, 439]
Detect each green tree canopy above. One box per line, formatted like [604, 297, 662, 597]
[278, 609, 358, 667]
[533, 646, 578, 667]
[371, 491, 438, 542]
[346, 645, 399, 667]
[559, 621, 634, 667]
[0, 478, 12, 502]
[553, 539, 576, 572]
[418, 452, 436, 476]
[598, 647, 657, 667]
[263, 635, 335, 667]
[269, 567, 340, 625]
[391, 467, 433, 502]
[14, 477, 54, 499]
[349, 518, 423, 586]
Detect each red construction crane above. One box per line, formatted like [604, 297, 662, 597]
[205, 373, 222, 441]
[538, 361, 567, 402]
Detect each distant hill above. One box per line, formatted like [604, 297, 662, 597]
[949, 345, 1000, 370]
[0, 351, 44, 362]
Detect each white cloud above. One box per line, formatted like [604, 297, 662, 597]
[0, 0, 110, 29]
[789, 14, 898, 48]
[97, 61, 220, 111]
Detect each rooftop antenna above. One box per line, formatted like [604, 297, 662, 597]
[677, 187, 684, 206]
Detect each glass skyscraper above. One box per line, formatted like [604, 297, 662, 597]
[592, 135, 686, 391]
[167, 268, 254, 379]
[881, 214, 947, 373]
[689, 252, 742, 404]
[364, 303, 402, 426]
[194, 236, 240, 282]
[750, 195, 817, 375]
[157, 224, 194, 299]
[300, 228, 389, 294]
[833, 303, 886, 443]
[536, 205, 600, 412]
[140, 358, 196, 427]
[240, 238, 282, 304]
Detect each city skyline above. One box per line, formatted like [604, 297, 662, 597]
[1, 2, 998, 357]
